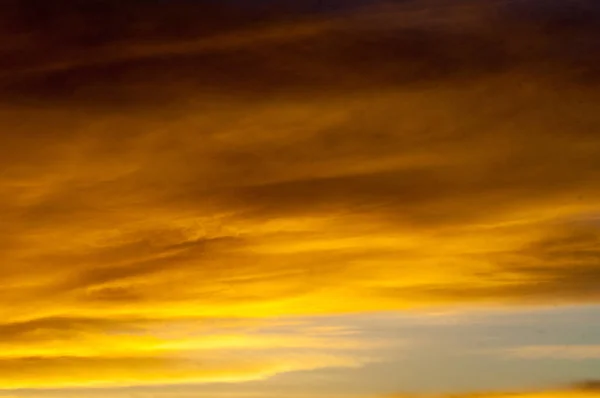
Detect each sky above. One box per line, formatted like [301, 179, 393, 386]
[0, 0, 599, 397]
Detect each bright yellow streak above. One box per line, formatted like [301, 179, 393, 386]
[0, 331, 379, 358]
[0, 353, 363, 389]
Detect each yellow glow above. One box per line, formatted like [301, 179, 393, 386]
[0, 353, 364, 389]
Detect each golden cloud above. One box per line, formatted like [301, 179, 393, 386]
[0, 352, 364, 389]
[0, 0, 599, 390]
[0, 313, 377, 389]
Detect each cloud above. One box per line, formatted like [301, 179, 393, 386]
[2, 0, 599, 107]
[0, 0, 600, 390]
[502, 345, 600, 360]
[571, 380, 600, 391]
[0, 352, 364, 389]
[376, 226, 600, 306]
[1, 0, 600, 316]
[0, 0, 599, 318]
[3, 383, 600, 398]
[0, 315, 374, 390]
[382, 383, 600, 398]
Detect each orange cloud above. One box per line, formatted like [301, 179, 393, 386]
[0, 0, 599, 391]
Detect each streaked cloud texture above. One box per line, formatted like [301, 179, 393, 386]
[0, 0, 598, 395]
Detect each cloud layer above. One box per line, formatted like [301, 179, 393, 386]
[0, 0, 599, 391]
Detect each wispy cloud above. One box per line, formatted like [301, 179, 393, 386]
[0, 315, 380, 389]
[503, 345, 600, 360]
[383, 381, 600, 397]
[0, 0, 599, 392]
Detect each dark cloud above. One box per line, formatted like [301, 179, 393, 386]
[572, 379, 600, 391]
[1, 0, 599, 108]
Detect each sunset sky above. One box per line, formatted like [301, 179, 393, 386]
[0, 1, 599, 397]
